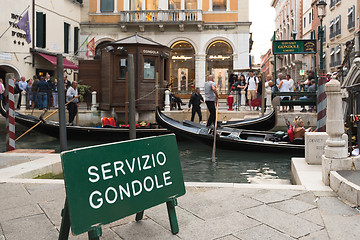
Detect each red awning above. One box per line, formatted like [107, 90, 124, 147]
[38, 53, 79, 70]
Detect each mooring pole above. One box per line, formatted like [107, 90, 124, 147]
[5, 73, 15, 151]
[128, 54, 136, 140]
[57, 54, 67, 151]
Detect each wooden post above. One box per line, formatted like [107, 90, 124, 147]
[155, 72, 159, 107]
[261, 73, 265, 116]
[125, 72, 129, 124]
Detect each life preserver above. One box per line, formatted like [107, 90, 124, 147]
[287, 125, 294, 142]
[109, 117, 116, 127]
[102, 117, 116, 127]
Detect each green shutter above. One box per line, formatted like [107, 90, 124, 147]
[74, 27, 79, 55]
[36, 12, 46, 48]
[64, 23, 69, 53]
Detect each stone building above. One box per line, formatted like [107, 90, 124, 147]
[79, 0, 251, 94]
[322, 0, 357, 74]
[0, 0, 81, 81]
[271, 0, 303, 83]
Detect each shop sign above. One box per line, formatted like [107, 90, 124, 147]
[9, 13, 27, 45]
[61, 134, 186, 235]
[0, 52, 12, 61]
[143, 49, 159, 55]
[209, 55, 231, 60]
[172, 55, 192, 61]
[273, 40, 317, 55]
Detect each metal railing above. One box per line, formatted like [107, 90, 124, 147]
[120, 10, 202, 23]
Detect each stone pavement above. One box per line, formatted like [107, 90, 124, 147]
[1, 183, 360, 240]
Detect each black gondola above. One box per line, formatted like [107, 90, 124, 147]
[156, 107, 304, 154]
[0, 100, 170, 141]
[220, 109, 276, 130]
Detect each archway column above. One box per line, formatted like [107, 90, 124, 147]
[195, 54, 206, 92]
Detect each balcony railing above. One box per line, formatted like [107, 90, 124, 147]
[120, 10, 202, 23]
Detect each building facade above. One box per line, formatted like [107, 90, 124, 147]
[260, 49, 272, 77]
[271, 0, 303, 82]
[0, 0, 81, 82]
[79, 0, 251, 94]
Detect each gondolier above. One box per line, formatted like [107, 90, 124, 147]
[188, 87, 204, 122]
[66, 81, 79, 126]
[204, 75, 219, 127]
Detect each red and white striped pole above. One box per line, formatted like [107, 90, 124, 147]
[5, 75, 15, 151]
[317, 72, 327, 132]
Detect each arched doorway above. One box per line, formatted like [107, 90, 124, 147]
[206, 40, 233, 94]
[170, 41, 195, 93]
[0, 64, 20, 82]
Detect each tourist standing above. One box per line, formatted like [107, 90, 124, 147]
[0, 78, 4, 102]
[277, 74, 290, 112]
[17, 76, 27, 109]
[31, 75, 39, 109]
[235, 75, 246, 108]
[286, 74, 294, 112]
[66, 81, 79, 126]
[36, 76, 50, 110]
[204, 75, 219, 127]
[45, 74, 52, 109]
[25, 79, 33, 109]
[244, 70, 259, 111]
[188, 87, 204, 122]
[52, 79, 58, 108]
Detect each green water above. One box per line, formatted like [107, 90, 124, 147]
[0, 119, 302, 183]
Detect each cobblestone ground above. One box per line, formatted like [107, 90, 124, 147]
[0, 183, 359, 240]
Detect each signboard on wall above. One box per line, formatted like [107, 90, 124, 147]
[273, 40, 317, 55]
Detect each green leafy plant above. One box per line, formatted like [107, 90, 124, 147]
[77, 84, 91, 102]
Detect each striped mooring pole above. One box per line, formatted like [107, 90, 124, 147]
[317, 71, 327, 132]
[5, 74, 15, 151]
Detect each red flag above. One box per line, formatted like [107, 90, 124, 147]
[87, 37, 95, 56]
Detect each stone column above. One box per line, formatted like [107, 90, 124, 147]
[20, 90, 26, 111]
[240, 90, 246, 111]
[322, 78, 353, 185]
[266, 88, 272, 113]
[195, 54, 206, 93]
[91, 91, 97, 111]
[164, 90, 170, 111]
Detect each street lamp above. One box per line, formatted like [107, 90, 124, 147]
[316, 0, 327, 70]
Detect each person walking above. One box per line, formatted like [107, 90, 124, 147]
[204, 75, 219, 127]
[244, 70, 259, 111]
[66, 81, 79, 126]
[188, 87, 204, 122]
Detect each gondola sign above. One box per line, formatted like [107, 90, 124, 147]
[60, 134, 186, 236]
[273, 40, 317, 55]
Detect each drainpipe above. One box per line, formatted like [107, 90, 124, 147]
[32, 0, 35, 67]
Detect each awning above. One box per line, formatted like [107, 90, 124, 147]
[38, 53, 79, 70]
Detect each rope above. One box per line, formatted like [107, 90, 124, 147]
[15, 97, 77, 142]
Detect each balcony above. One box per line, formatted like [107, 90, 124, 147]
[120, 10, 202, 23]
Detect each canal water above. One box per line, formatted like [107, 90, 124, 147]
[0, 120, 303, 183]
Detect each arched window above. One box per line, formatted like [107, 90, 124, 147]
[206, 40, 233, 94]
[170, 41, 195, 93]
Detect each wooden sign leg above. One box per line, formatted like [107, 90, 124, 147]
[166, 198, 179, 234]
[58, 199, 71, 240]
[88, 226, 102, 240]
[135, 211, 144, 221]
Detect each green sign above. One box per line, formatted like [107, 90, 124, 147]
[273, 40, 317, 55]
[61, 134, 186, 235]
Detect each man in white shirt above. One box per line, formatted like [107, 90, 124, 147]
[286, 74, 294, 112]
[17, 76, 27, 109]
[66, 81, 79, 126]
[244, 70, 259, 111]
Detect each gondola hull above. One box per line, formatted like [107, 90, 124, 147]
[156, 107, 304, 154]
[220, 109, 276, 130]
[0, 100, 170, 141]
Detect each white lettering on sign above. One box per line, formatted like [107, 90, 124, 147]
[143, 50, 159, 55]
[87, 151, 173, 209]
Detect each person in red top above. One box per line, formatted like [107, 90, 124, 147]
[293, 116, 313, 139]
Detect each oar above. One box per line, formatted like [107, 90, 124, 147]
[211, 101, 219, 162]
[15, 97, 76, 141]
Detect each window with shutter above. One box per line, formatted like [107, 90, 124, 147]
[101, 0, 114, 12]
[74, 27, 79, 55]
[64, 23, 70, 54]
[36, 12, 46, 48]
